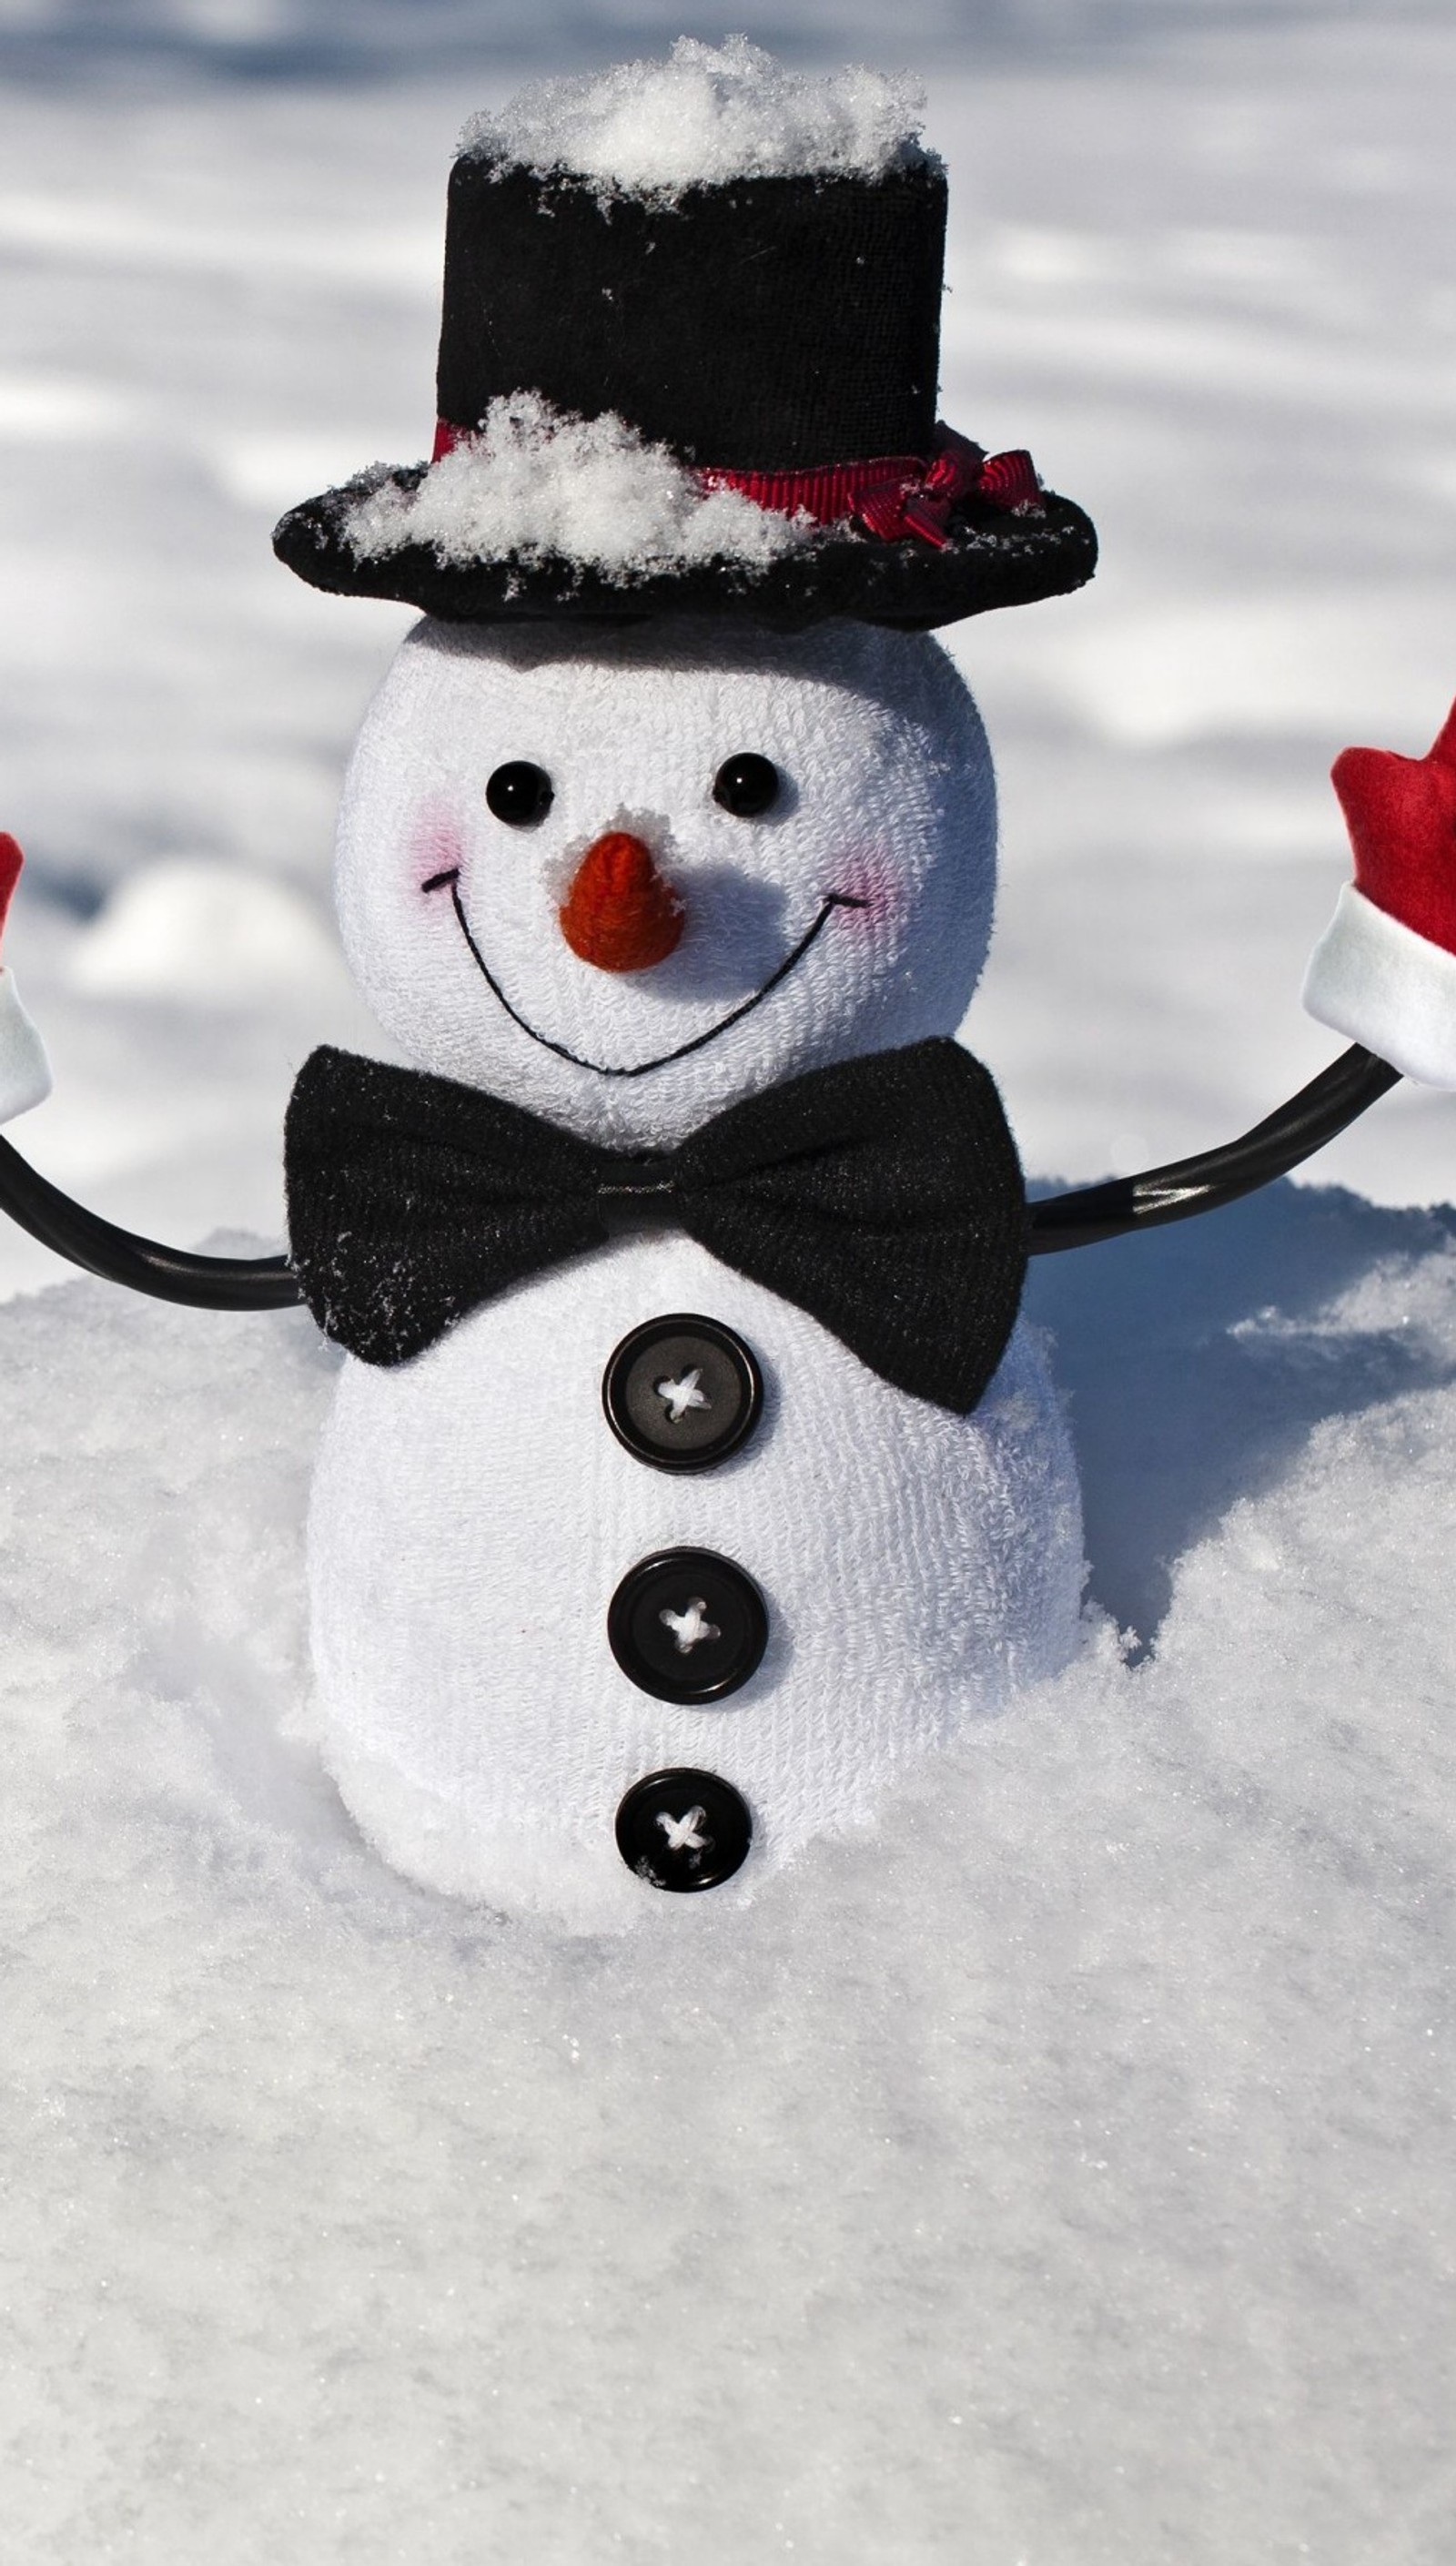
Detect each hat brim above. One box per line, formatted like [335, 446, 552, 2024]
[271, 465, 1097, 632]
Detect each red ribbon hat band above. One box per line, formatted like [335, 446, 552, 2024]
[430, 417, 1043, 551]
[702, 425, 1044, 549]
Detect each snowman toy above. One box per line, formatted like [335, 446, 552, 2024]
[0, 45, 1451, 1928]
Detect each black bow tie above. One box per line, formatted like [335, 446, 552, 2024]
[283, 1039, 1027, 1414]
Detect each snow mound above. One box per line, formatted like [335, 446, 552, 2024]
[341, 390, 814, 573]
[460, 36, 931, 201]
[68, 858, 348, 1007]
[2, 1182, 1454, 2557]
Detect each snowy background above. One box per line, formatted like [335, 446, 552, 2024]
[1, 5, 1454, 2560]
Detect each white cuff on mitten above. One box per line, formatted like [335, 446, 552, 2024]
[1302, 881, 1456, 1090]
[0, 966, 52, 1121]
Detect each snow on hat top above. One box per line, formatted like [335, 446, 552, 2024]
[459, 35, 932, 202]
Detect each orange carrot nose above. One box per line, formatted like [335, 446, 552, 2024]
[559, 831, 684, 973]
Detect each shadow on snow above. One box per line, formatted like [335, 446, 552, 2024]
[1026, 1177, 1456, 1652]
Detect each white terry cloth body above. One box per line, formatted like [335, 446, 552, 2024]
[310, 1242, 1082, 1932]
[1303, 881, 1456, 1089]
[0, 969, 52, 1122]
[315, 614, 1085, 1923]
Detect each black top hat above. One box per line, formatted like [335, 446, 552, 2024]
[273, 147, 1097, 630]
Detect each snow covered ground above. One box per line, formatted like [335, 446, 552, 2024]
[0, 8, 1453, 2560]
[5, 1200, 1454, 2562]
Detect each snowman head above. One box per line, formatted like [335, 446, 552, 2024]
[334, 615, 997, 1147]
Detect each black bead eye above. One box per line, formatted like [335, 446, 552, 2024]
[485, 760, 553, 827]
[713, 753, 780, 818]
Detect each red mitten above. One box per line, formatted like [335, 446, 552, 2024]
[0, 832, 23, 945]
[1332, 699, 1456, 947]
[1303, 697, 1456, 1086]
[0, 832, 52, 1120]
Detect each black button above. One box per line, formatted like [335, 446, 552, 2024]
[602, 1314, 763, 1473]
[607, 1547, 769, 1703]
[615, 1767, 753, 1891]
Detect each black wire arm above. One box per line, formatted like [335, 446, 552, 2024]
[1027, 1043, 1400, 1253]
[0, 1042, 1403, 1308]
[0, 1135, 301, 1308]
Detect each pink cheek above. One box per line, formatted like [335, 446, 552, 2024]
[833, 855, 908, 934]
[410, 806, 465, 898]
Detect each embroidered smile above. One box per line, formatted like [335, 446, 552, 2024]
[421, 869, 868, 1077]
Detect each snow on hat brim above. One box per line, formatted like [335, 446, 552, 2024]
[272, 417, 1097, 633]
[272, 491, 1096, 630]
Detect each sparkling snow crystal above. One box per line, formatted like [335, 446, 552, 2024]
[460, 36, 931, 200]
[341, 391, 814, 573]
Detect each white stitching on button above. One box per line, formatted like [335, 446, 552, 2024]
[657, 1805, 709, 1852]
[659, 1597, 721, 1654]
[654, 1366, 711, 1423]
